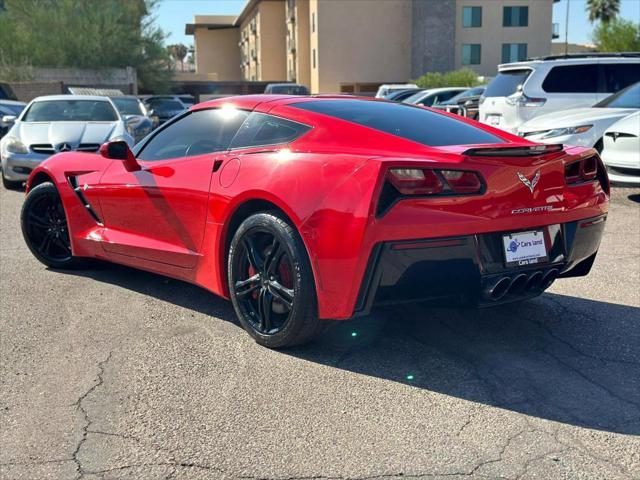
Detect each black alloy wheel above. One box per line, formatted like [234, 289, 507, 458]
[228, 212, 321, 348]
[21, 182, 79, 269]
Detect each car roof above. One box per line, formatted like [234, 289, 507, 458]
[193, 94, 301, 112]
[110, 95, 141, 100]
[499, 56, 640, 70]
[193, 94, 457, 114]
[31, 95, 113, 102]
[0, 99, 26, 106]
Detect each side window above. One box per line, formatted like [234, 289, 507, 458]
[230, 112, 311, 149]
[542, 65, 599, 93]
[419, 95, 435, 106]
[137, 109, 249, 161]
[602, 63, 640, 93]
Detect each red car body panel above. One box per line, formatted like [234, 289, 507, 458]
[26, 95, 609, 319]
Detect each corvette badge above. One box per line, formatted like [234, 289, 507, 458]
[517, 170, 540, 194]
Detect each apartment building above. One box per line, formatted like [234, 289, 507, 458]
[186, 0, 556, 93]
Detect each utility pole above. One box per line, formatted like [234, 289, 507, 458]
[564, 0, 570, 55]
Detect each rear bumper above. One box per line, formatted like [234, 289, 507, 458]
[604, 165, 640, 185]
[354, 215, 606, 316]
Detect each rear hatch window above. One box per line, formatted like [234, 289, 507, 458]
[484, 69, 532, 97]
[291, 99, 505, 147]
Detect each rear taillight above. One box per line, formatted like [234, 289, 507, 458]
[378, 168, 485, 216]
[441, 170, 483, 193]
[506, 92, 547, 107]
[565, 155, 604, 187]
[387, 168, 484, 196]
[387, 168, 443, 195]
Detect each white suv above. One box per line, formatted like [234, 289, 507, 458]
[479, 54, 640, 133]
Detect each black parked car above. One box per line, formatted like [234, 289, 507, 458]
[142, 96, 188, 128]
[433, 86, 485, 120]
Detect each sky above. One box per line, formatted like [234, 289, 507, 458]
[156, 0, 640, 48]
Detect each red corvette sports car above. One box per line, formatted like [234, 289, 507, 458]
[21, 95, 608, 348]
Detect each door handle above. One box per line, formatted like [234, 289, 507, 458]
[212, 159, 223, 172]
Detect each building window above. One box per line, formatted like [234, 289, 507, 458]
[462, 6, 481, 27]
[462, 44, 481, 65]
[312, 48, 316, 69]
[311, 12, 315, 32]
[503, 6, 528, 27]
[501, 43, 527, 63]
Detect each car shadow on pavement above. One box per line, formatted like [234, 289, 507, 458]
[59, 261, 639, 436]
[293, 296, 640, 436]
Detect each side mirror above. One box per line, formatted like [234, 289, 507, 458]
[99, 140, 140, 172]
[1, 115, 17, 127]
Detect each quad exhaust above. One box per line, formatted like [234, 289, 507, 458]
[484, 276, 512, 301]
[540, 268, 559, 290]
[482, 268, 560, 302]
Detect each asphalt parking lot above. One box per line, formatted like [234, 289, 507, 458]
[1, 185, 639, 480]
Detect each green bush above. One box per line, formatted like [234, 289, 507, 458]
[592, 18, 640, 52]
[413, 68, 481, 89]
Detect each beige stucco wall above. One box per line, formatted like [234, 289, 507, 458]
[455, 0, 553, 76]
[194, 27, 241, 80]
[239, 7, 259, 80]
[257, 1, 287, 80]
[311, 0, 412, 93]
[285, 0, 310, 87]
[239, 1, 286, 81]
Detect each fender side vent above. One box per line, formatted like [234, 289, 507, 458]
[67, 176, 103, 225]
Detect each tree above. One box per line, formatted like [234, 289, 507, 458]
[414, 68, 480, 89]
[168, 43, 188, 72]
[0, 0, 171, 92]
[592, 18, 640, 52]
[586, 0, 620, 23]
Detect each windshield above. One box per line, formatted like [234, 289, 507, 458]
[23, 100, 118, 122]
[148, 99, 185, 112]
[112, 97, 145, 116]
[484, 69, 531, 97]
[403, 90, 428, 103]
[1, 103, 25, 116]
[179, 97, 196, 106]
[595, 82, 640, 108]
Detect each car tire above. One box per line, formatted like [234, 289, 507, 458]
[2, 173, 23, 190]
[228, 211, 322, 349]
[21, 182, 82, 269]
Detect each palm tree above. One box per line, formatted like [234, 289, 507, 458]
[168, 43, 188, 71]
[586, 0, 621, 24]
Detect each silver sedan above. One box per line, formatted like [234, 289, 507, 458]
[0, 95, 134, 189]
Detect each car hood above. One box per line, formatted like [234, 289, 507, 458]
[520, 107, 638, 131]
[15, 121, 118, 147]
[605, 111, 640, 135]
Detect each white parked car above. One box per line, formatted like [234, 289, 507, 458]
[402, 87, 468, 107]
[600, 112, 640, 185]
[479, 54, 640, 133]
[0, 95, 134, 189]
[375, 83, 418, 98]
[517, 82, 640, 150]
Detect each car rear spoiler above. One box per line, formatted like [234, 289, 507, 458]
[463, 144, 564, 157]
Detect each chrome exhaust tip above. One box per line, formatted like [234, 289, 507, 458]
[524, 271, 544, 292]
[540, 268, 559, 290]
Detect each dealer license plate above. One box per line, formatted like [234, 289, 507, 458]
[502, 230, 548, 267]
